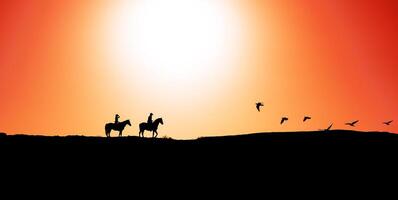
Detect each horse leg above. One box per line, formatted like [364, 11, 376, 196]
[155, 130, 158, 138]
[119, 130, 122, 137]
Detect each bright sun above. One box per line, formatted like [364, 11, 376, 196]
[104, 0, 244, 94]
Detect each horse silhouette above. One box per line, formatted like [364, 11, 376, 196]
[105, 120, 131, 137]
[139, 118, 164, 138]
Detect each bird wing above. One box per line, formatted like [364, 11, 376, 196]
[326, 124, 333, 130]
[352, 120, 359, 125]
[384, 121, 393, 125]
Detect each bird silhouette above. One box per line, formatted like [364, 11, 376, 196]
[326, 123, 333, 131]
[303, 116, 312, 122]
[383, 120, 393, 126]
[280, 117, 289, 125]
[319, 123, 333, 131]
[345, 120, 359, 127]
[256, 102, 264, 112]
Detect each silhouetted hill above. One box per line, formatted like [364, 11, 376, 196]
[196, 130, 398, 146]
[2, 130, 397, 176]
[1, 130, 397, 146]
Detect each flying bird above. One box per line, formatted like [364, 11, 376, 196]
[345, 120, 359, 127]
[319, 123, 333, 131]
[325, 123, 333, 131]
[280, 117, 289, 125]
[303, 116, 312, 122]
[256, 102, 264, 112]
[384, 120, 393, 126]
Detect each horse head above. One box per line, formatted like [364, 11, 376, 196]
[156, 118, 164, 125]
[126, 120, 132, 126]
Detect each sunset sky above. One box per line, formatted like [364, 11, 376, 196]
[1, 0, 397, 139]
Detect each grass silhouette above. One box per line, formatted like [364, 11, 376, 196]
[0, 130, 397, 146]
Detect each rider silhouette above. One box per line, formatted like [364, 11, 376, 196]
[147, 113, 153, 128]
[115, 114, 120, 124]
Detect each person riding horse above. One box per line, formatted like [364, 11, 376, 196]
[139, 116, 164, 138]
[115, 114, 120, 124]
[147, 113, 153, 129]
[105, 114, 131, 137]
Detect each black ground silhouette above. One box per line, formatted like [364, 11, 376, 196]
[2, 130, 397, 172]
[1, 130, 397, 147]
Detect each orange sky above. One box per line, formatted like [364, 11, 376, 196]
[1, 0, 397, 138]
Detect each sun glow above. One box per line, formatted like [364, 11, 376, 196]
[104, 0, 245, 92]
